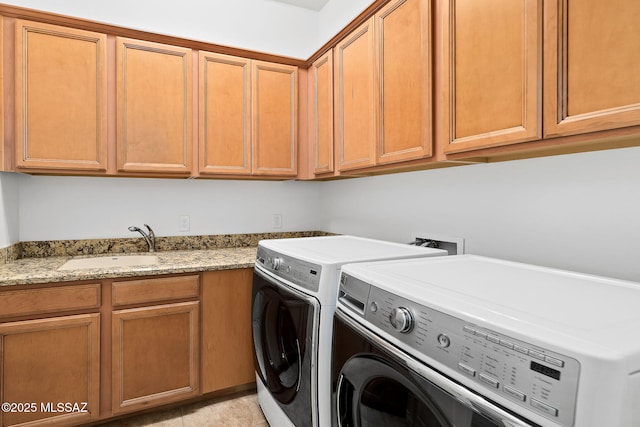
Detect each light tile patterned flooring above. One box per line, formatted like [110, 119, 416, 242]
[98, 393, 268, 427]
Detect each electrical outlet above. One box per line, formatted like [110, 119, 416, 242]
[179, 215, 190, 232]
[272, 214, 283, 229]
[411, 232, 465, 255]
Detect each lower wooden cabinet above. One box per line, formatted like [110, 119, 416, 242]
[201, 269, 255, 393]
[0, 269, 254, 425]
[111, 301, 200, 414]
[0, 313, 100, 427]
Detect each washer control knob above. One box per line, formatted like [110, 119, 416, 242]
[437, 333, 451, 348]
[389, 307, 413, 333]
[270, 257, 284, 270]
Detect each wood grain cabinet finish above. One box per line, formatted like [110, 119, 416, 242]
[199, 52, 252, 175]
[334, 17, 377, 171]
[309, 50, 334, 175]
[439, 0, 542, 154]
[201, 269, 255, 393]
[544, 0, 640, 138]
[335, 0, 432, 172]
[116, 38, 193, 174]
[376, 0, 432, 164]
[14, 20, 108, 171]
[0, 313, 100, 426]
[112, 301, 200, 414]
[252, 61, 298, 176]
[199, 53, 297, 177]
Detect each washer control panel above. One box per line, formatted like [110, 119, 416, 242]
[257, 246, 321, 292]
[338, 273, 580, 427]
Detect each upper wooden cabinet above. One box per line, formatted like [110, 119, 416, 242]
[14, 20, 108, 171]
[438, 0, 542, 154]
[376, 0, 432, 164]
[335, 0, 432, 172]
[309, 51, 334, 175]
[199, 53, 297, 177]
[252, 60, 297, 176]
[334, 17, 377, 171]
[199, 52, 251, 175]
[116, 38, 193, 174]
[543, 0, 640, 138]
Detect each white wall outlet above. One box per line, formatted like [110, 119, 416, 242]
[179, 215, 190, 232]
[273, 213, 283, 229]
[411, 232, 465, 255]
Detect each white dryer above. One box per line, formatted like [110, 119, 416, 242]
[334, 254, 640, 427]
[251, 235, 446, 427]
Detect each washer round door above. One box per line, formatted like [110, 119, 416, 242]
[252, 269, 317, 406]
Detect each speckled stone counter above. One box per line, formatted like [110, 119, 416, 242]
[0, 247, 257, 286]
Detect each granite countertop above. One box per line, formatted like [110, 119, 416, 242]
[0, 247, 257, 287]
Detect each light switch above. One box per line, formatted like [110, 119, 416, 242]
[179, 215, 190, 232]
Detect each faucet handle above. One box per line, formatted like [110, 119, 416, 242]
[143, 224, 155, 238]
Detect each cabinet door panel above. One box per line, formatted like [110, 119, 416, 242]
[252, 61, 297, 176]
[377, 0, 432, 164]
[335, 17, 377, 171]
[544, 0, 640, 137]
[199, 52, 251, 175]
[310, 51, 334, 175]
[15, 20, 107, 171]
[201, 269, 254, 393]
[112, 302, 199, 414]
[440, 0, 541, 153]
[0, 314, 100, 426]
[117, 38, 192, 174]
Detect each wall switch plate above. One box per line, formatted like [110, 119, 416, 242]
[411, 232, 465, 255]
[273, 214, 283, 229]
[179, 215, 190, 232]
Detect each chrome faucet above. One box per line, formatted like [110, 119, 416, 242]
[128, 224, 156, 252]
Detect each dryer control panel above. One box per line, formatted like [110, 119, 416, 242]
[338, 273, 580, 427]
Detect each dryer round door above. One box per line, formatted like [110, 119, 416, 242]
[252, 270, 315, 405]
[337, 355, 451, 427]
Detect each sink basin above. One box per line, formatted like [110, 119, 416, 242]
[58, 255, 159, 271]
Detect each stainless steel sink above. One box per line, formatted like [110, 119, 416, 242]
[58, 255, 159, 270]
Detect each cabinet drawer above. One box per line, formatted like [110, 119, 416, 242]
[0, 284, 101, 319]
[112, 275, 199, 306]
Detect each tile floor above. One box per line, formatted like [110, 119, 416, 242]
[98, 393, 268, 427]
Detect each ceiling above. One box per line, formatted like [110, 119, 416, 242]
[267, 0, 331, 11]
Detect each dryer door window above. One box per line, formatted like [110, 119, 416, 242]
[252, 272, 311, 404]
[337, 355, 452, 427]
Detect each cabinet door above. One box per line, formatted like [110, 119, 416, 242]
[14, 20, 107, 171]
[199, 52, 251, 175]
[335, 17, 377, 171]
[251, 61, 297, 176]
[201, 269, 254, 394]
[376, 0, 432, 164]
[310, 50, 334, 175]
[112, 301, 199, 414]
[116, 38, 193, 174]
[439, 0, 541, 153]
[0, 314, 100, 426]
[544, 0, 640, 137]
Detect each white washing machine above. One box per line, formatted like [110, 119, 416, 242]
[251, 235, 446, 427]
[334, 254, 640, 427]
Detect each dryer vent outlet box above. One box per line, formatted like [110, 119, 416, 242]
[412, 233, 465, 255]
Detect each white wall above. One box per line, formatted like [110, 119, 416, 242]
[317, 0, 374, 48]
[0, 173, 20, 248]
[2, 0, 320, 58]
[18, 176, 322, 241]
[319, 146, 640, 282]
